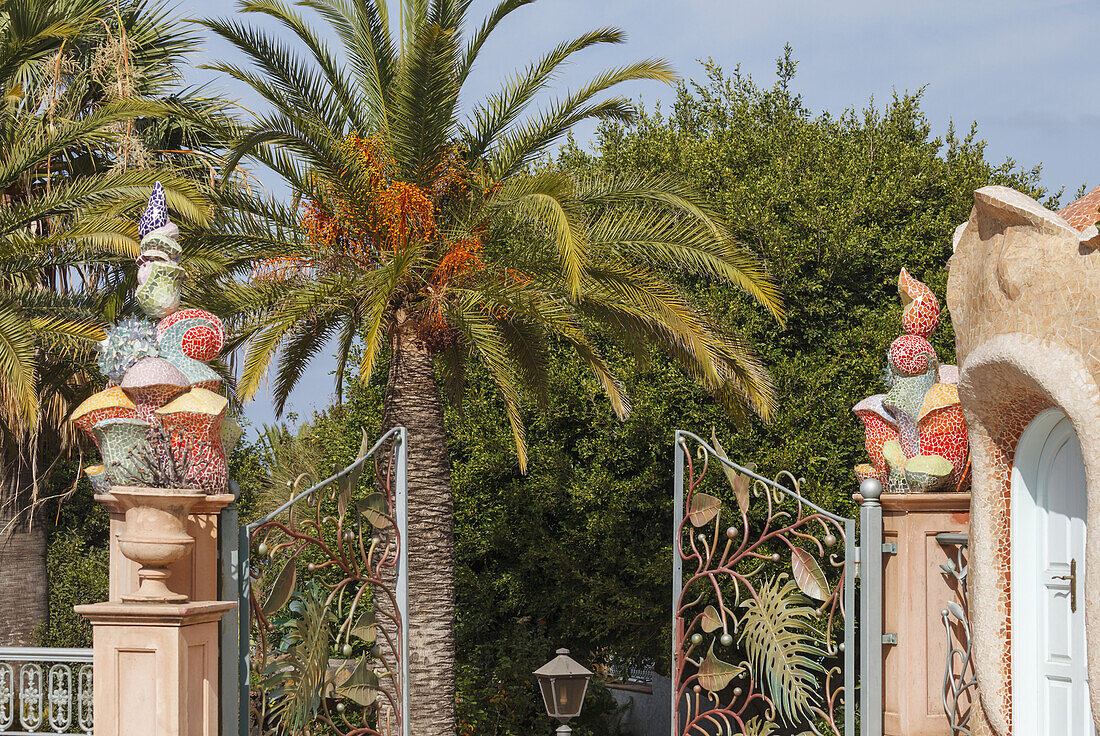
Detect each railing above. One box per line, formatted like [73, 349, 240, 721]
[0, 648, 92, 736]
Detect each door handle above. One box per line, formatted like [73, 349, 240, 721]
[1053, 558, 1078, 613]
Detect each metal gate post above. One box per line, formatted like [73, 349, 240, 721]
[238, 524, 251, 736]
[844, 516, 856, 736]
[671, 432, 685, 736]
[219, 501, 240, 736]
[859, 479, 884, 736]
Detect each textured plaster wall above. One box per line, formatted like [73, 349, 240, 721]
[947, 185, 1100, 735]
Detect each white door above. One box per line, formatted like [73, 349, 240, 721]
[1013, 410, 1095, 735]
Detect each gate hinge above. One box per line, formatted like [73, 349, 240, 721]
[882, 633, 898, 645]
[882, 542, 897, 555]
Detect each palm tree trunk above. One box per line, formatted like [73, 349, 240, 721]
[0, 465, 48, 645]
[382, 320, 455, 736]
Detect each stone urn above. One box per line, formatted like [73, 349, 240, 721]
[112, 486, 205, 602]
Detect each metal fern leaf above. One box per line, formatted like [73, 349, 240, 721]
[738, 577, 826, 724]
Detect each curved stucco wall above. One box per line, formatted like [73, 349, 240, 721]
[947, 185, 1100, 735]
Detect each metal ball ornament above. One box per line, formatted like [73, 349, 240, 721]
[720, 634, 733, 646]
[771, 553, 780, 562]
[343, 531, 355, 541]
[342, 644, 353, 657]
[733, 687, 743, 696]
[726, 527, 738, 539]
[690, 633, 703, 645]
[824, 533, 837, 548]
[257, 542, 268, 557]
[697, 534, 707, 543]
[336, 703, 345, 714]
[693, 685, 702, 694]
[307, 563, 316, 572]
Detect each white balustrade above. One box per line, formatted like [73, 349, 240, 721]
[0, 649, 91, 736]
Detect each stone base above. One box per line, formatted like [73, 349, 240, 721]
[75, 600, 235, 736]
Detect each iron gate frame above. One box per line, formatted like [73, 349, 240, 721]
[672, 429, 883, 736]
[225, 426, 409, 736]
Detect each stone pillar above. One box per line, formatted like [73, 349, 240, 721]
[78, 493, 237, 736]
[74, 601, 234, 736]
[880, 492, 971, 736]
[100, 493, 235, 602]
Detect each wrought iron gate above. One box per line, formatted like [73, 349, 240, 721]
[232, 427, 409, 736]
[672, 430, 884, 736]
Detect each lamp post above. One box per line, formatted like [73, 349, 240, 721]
[533, 648, 593, 735]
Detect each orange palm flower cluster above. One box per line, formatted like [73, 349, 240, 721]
[299, 134, 437, 271]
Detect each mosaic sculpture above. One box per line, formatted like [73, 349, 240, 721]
[852, 269, 968, 493]
[72, 183, 241, 493]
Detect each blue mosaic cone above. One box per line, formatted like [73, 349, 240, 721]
[139, 182, 168, 238]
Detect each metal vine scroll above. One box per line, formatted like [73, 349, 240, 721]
[241, 427, 408, 736]
[938, 534, 975, 735]
[673, 430, 857, 736]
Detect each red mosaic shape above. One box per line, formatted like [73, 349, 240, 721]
[157, 309, 225, 361]
[155, 388, 229, 493]
[899, 268, 941, 338]
[1057, 184, 1100, 232]
[890, 334, 936, 376]
[854, 398, 899, 479]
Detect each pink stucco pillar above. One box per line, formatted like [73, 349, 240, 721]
[74, 601, 234, 736]
[879, 492, 971, 735]
[77, 493, 237, 736]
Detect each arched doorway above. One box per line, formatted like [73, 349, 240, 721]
[1012, 409, 1095, 735]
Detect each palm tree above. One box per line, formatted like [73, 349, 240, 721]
[0, 0, 222, 643]
[204, 1, 785, 732]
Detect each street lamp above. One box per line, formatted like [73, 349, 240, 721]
[533, 648, 592, 734]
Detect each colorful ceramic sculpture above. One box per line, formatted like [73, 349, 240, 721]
[81, 183, 232, 494]
[94, 417, 155, 486]
[120, 357, 189, 422]
[155, 389, 229, 493]
[853, 269, 969, 492]
[71, 386, 137, 440]
[84, 464, 110, 494]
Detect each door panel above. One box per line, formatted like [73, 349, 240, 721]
[1013, 411, 1095, 735]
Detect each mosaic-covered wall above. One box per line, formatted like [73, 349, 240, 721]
[947, 184, 1100, 736]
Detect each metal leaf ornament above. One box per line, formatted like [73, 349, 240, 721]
[336, 659, 380, 707]
[688, 493, 721, 527]
[739, 578, 826, 723]
[696, 642, 744, 693]
[357, 493, 391, 529]
[791, 548, 830, 602]
[262, 557, 297, 617]
[139, 181, 168, 237]
[710, 428, 752, 514]
[700, 605, 723, 633]
[350, 610, 377, 644]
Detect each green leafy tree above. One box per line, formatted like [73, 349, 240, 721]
[561, 51, 1052, 512]
[204, 2, 782, 732]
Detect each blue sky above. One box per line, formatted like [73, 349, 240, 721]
[177, 0, 1100, 431]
